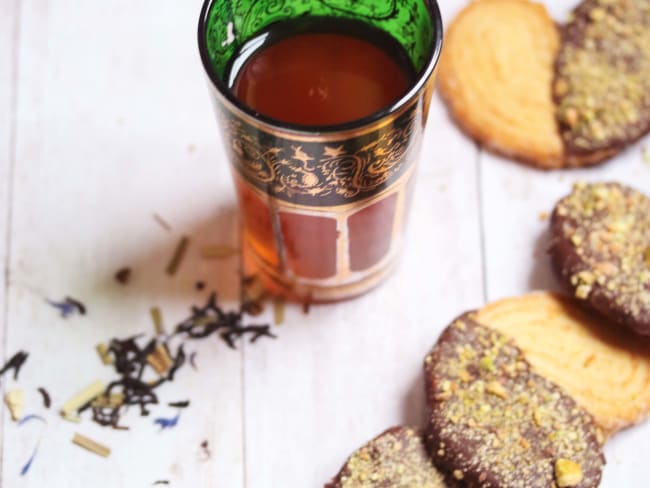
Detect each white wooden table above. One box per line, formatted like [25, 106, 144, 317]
[1, 0, 649, 486]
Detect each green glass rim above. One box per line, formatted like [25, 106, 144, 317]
[197, 0, 443, 135]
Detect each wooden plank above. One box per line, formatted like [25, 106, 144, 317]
[2, 0, 244, 486]
[0, 0, 18, 485]
[242, 91, 484, 488]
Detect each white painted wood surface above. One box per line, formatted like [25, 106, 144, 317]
[0, 0, 649, 486]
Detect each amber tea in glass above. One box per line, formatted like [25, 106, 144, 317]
[199, 0, 443, 302]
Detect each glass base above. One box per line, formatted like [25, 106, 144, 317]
[242, 241, 398, 303]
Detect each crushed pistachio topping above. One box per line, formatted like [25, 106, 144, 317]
[555, 182, 650, 323]
[335, 427, 446, 487]
[425, 316, 604, 487]
[555, 459, 584, 487]
[555, 0, 650, 153]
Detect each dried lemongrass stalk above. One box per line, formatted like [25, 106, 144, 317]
[150, 306, 165, 335]
[72, 433, 111, 457]
[61, 380, 106, 417]
[147, 343, 173, 375]
[62, 412, 82, 423]
[95, 343, 113, 365]
[5, 389, 24, 421]
[166, 236, 189, 276]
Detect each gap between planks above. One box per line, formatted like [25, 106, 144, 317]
[475, 146, 489, 306]
[1, 0, 22, 485]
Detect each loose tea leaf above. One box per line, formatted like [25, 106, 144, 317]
[168, 400, 190, 408]
[166, 236, 189, 276]
[37, 388, 51, 409]
[175, 293, 275, 348]
[114, 267, 132, 285]
[0, 350, 28, 381]
[200, 439, 211, 460]
[87, 292, 273, 429]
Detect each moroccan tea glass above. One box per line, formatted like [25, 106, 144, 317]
[198, 0, 443, 302]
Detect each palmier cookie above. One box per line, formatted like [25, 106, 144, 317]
[438, 0, 564, 169]
[550, 182, 650, 336]
[424, 314, 604, 487]
[554, 0, 650, 165]
[476, 292, 650, 436]
[325, 426, 448, 487]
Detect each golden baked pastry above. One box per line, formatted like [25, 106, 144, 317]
[476, 292, 650, 437]
[438, 0, 563, 168]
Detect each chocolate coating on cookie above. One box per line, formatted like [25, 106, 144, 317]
[424, 315, 604, 488]
[326, 426, 447, 488]
[550, 182, 650, 336]
[554, 0, 650, 161]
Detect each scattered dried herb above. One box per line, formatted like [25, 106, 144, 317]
[168, 400, 190, 408]
[147, 343, 173, 375]
[0, 350, 28, 381]
[61, 380, 106, 417]
[166, 236, 189, 276]
[18, 415, 46, 476]
[5, 389, 24, 421]
[80, 292, 273, 429]
[20, 448, 39, 476]
[195, 281, 205, 291]
[37, 388, 51, 409]
[114, 267, 132, 285]
[176, 293, 276, 349]
[200, 439, 211, 460]
[153, 481, 170, 486]
[153, 213, 172, 232]
[19, 414, 46, 425]
[47, 297, 86, 318]
[96, 343, 113, 365]
[72, 432, 111, 457]
[154, 412, 180, 431]
[150, 307, 165, 335]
